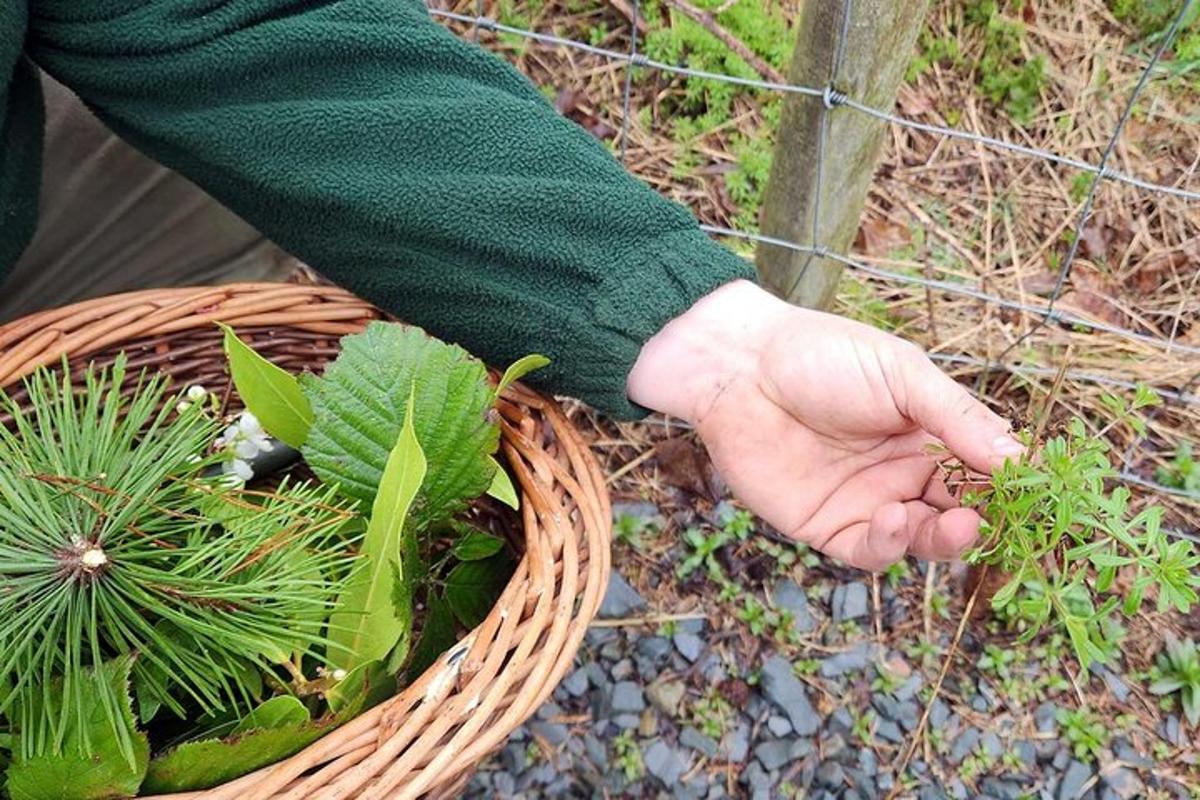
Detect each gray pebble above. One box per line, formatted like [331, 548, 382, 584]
[760, 655, 820, 735]
[822, 732, 847, 760]
[598, 572, 647, 618]
[816, 760, 846, 788]
[724, 722, 752, 762]
[1100, 667, 1131, 704]
[1058, 760, 1094, 800]
[612, 713, 640, 730]
[646, 678, 686, 718]
[949, 728, 980, 765]
[1052, 747, 1070, 770]
[644, 740, 686, 787]
[820, 642, 878, 678]
[831, 581, 870, 623]
[501, 743, 527, 773]
[1035, 702, 1059, 734]
[1164, 714, 1184, 746]
[740, 760, 772, 792]
[493, 771, 516, 796]
[875, 719, 904, 744]
[1113, 738, 1152, 769]
[767, 715, 793, 737]
[611, 681, 646, 713]
[673, 631, 704, 662]
[772, 578, 816, 633]
[610, 657, 634, 681]
[928, 698, 950, 728]
[529, 721, 569, 746]
[894, 674, 923, 702]
[536, 701, 561, 721]
[1102, 766, 1143, 799]
[981, 731, 1003, 760]
[680, 726, 719, 758]
[754, 739, 795, 771]
[583, 734, 606, 766]
[636, 636, 672, 661]
[561, 667, 588, 697]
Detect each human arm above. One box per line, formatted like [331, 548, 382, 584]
[23, 0, 753, 416]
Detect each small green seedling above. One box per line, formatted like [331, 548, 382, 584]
[965, 386, 1200, 670]
[1155, 441, 1199, 494]
[1149, 636, 1200, 727]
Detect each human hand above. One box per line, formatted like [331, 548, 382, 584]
[627, 280, 1023, 571]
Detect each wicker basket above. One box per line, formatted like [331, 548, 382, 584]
[0, 283, 612, 800]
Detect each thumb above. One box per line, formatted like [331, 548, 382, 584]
[895, 349, 1023, 473]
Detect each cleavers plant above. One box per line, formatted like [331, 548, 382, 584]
[964, 385, 1200, 669]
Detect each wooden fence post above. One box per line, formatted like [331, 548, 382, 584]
[756, 0, 930, 309]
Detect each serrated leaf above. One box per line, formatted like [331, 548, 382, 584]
[140, 720, 335, 794]
[444, 552, 514, 629]
[452, 529, 506, 561]
[327, 393, 426, 671]
[325, 660, 394, 715]
[495, 354, 550, 397]
[407, 592, 459, 681]
[6, 658, 149, 800]
[302, 322, 500, 527]
[486, 456, 520, 510]
[232, 696, 309, 735]
[219, 323, 313, 448]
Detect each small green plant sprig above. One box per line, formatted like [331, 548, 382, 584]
[1148, 636, 1200, 726]
[964, 387, 1200, 669]
[1156, 441, 1199, 493]
[0, 360, 354, 765]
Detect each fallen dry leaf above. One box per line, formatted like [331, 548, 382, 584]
[856, 217, 912, 258]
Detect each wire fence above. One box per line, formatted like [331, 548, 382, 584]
[428, 2, 1200, 521]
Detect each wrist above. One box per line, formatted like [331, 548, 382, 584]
[626, 279, 791, 422]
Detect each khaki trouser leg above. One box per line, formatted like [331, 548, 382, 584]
[0, 71, 295, 323]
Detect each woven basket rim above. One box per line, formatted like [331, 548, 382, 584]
[0, 283, 611, 800]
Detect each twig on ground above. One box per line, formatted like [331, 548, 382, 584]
[888, 565, 988, 797]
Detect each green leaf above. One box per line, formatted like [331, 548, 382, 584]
[444, 552, 514, 629]
[407, 592, 459, 681]
[141, 720, 336, 794]
[452, 530, 506, 561]
[495, 354, 550, 397]
[232, 696, 309, 735]
[302, 322, 500, 527]
[325, 660, 394, 716]
[486, 456, 520, 510]
[219, 323, 313, 448]
[990, 573, 1023, 611]
[1133, 382, 1161, 409]
[327, 392, 427, 671]
[6, 658, 149, 800]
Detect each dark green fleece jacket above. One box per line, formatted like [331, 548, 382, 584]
[0, 0, 755, 417]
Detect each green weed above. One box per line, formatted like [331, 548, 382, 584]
[1148, 636, 1200, 726]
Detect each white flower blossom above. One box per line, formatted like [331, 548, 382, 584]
[186, 385, 208, 402]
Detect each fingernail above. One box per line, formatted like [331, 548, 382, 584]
[991, 435, 1024, 458]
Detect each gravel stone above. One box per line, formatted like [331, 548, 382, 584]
[536, 701, 561, 721]
[875, 719, 904, 744]
[772, 578, 816, 633]
[760, 655, 820, 735]
[561, 667, 588, 697]
[740, 761, 772, 792]
[831, 581, 870, 623]
[724, 722, 752, 762]
[858, 748, 878, 775]
[1058, 760, 1093, 800]
[1164, 714, 1184, 746]
[1102, 766, 1144, 799]
[754, 739, 795, 771]
[928, 698, 950, 728]
[1015, 739, 1037, 766]
[645, 678, 686, 717]
[767, 715, 793, 737]
[611, 681, 646, 714]
[612, 713, 640, 730]
[1100, 667, 1131, 704]
[949, 727, 980, 765]
[583, 733, 606, 766]
[1113, 738, 1152, 769]
[644, 740, 686, 787]
[1035, 702, 1059, 734]
[820, 642, 878, 678]
[822, 733, 847, 760]
[493, 772, 515, 796]
[610, 658, 634, 681]
[816, 760, 846, 788]
[1051, 747, 1070, 770]
[501, 743, 527, 773]
[529, 721, 569, 746]
[680, 726, 720, 758]
[636, 636, 672, 661]
[598, 572, 647, 618]
[980, 731, 1003, 760]
[894, 674, 923, 702]
[981, 778, 1024, 800]
[673, 631, 704, 662]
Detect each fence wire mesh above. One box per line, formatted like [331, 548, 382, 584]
[428, 1, 1200, 530]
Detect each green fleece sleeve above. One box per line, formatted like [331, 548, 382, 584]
[1, 4, 43, 273]
[26, 0, 755, 418]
